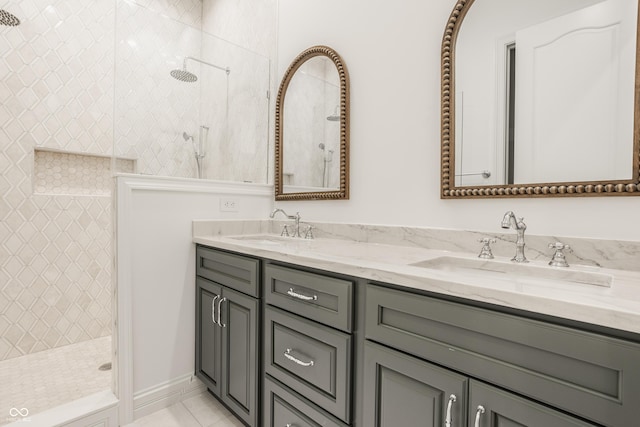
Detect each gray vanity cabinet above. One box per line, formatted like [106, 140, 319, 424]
[195, 246, 260, 427]
[364, 283, 640, 427]
[263, 263, 355, 426]
[362, 340, 595, 426]
[194, 246, 640, 427]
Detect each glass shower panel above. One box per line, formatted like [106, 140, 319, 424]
[113, 0, 203, 178]
[113, 0, 271, 183]
[200, 33, 270, 183]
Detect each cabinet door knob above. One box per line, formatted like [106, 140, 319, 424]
[217, 297, 226, 328]
[445, 394, 457, 427]
[286, 287, 318, 302]
[211, 295, 219, 325]
[283, 348, 315, 367]
[474, 405, 485, 427]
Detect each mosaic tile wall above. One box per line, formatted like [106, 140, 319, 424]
[0, 0, 115, 361]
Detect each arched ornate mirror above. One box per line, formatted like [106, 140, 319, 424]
[441, 0, 640, 198]
[275, 45, 350, 200]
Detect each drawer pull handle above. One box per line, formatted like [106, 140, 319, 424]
[284, 348, 314, 367]
[474, 405, 485, 427]
[445, 394, 457, 427]
[287, 287, 318, 302]
[285, 424, 298, 427]
[211, 295, 219, 325]
[217, 297, 226, 328]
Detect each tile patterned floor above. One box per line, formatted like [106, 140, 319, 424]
[123, 393, 245, 427]
[0, 336, 111, 426]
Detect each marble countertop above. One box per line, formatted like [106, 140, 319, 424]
[193, 227, 640, 335]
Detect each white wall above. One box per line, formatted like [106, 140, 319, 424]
[275, 0, 640, 242]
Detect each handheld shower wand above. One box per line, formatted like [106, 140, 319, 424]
[318, 143, 334, 187]
[183, 131, 206, 178]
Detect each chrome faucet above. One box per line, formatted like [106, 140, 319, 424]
[270, 208, 302, 238]
[501, 211, 528, 263]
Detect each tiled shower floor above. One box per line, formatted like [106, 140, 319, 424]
[0, 336, 112, 425]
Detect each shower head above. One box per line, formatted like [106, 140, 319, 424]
[171, 68, 198, 83]
[170, 56, 230, 83]
[326, 105, 340, 122]
[182, 132, 193, 141]
[318, 143, 325, 150]
[0, 9, 20, 26]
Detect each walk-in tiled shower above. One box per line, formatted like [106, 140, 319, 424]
[0, 0, 272, 421]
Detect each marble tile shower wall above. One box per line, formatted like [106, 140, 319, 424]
[283, 63, 339, 188]
[200, 34, 270, 183]
[114, 0, 271, 182]
[114, 0, 203, 178]
[0, 0, 114, 360]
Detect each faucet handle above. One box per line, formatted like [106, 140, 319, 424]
[548, 242, 572, 267]
[280, 224, 290, 237]
[478, 238, 496, 259]
[304, 225, 314, 240]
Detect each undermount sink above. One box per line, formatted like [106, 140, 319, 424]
[411, 256, 613, 288]
[228, 234, 290, 246]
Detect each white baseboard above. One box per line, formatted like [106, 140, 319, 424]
[133, 374, 207, 420]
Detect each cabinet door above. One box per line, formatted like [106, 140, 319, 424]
[220, 286, 259, 427]
[196, 278, 223, 396]
[468, 380, 596, 427]
[363, 341, 468, 427]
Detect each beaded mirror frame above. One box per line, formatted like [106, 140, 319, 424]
[441, 0, 640, 198]
[275, 45, 350, 201]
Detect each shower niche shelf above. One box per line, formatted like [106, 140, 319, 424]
[33, 148, 136, 196]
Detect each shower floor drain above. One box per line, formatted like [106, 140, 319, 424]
[98, 362, 112, 371]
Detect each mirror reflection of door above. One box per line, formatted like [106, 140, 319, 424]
[515, 0, 635, 183]
[455, 0, 637, 186]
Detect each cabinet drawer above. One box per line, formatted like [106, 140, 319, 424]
[263, 376, 348, 427]
[365, 284, 640, 427]
[196, 246, 260, 297]
[264, 306, 352, 423]
[264, 263, 353, 332]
